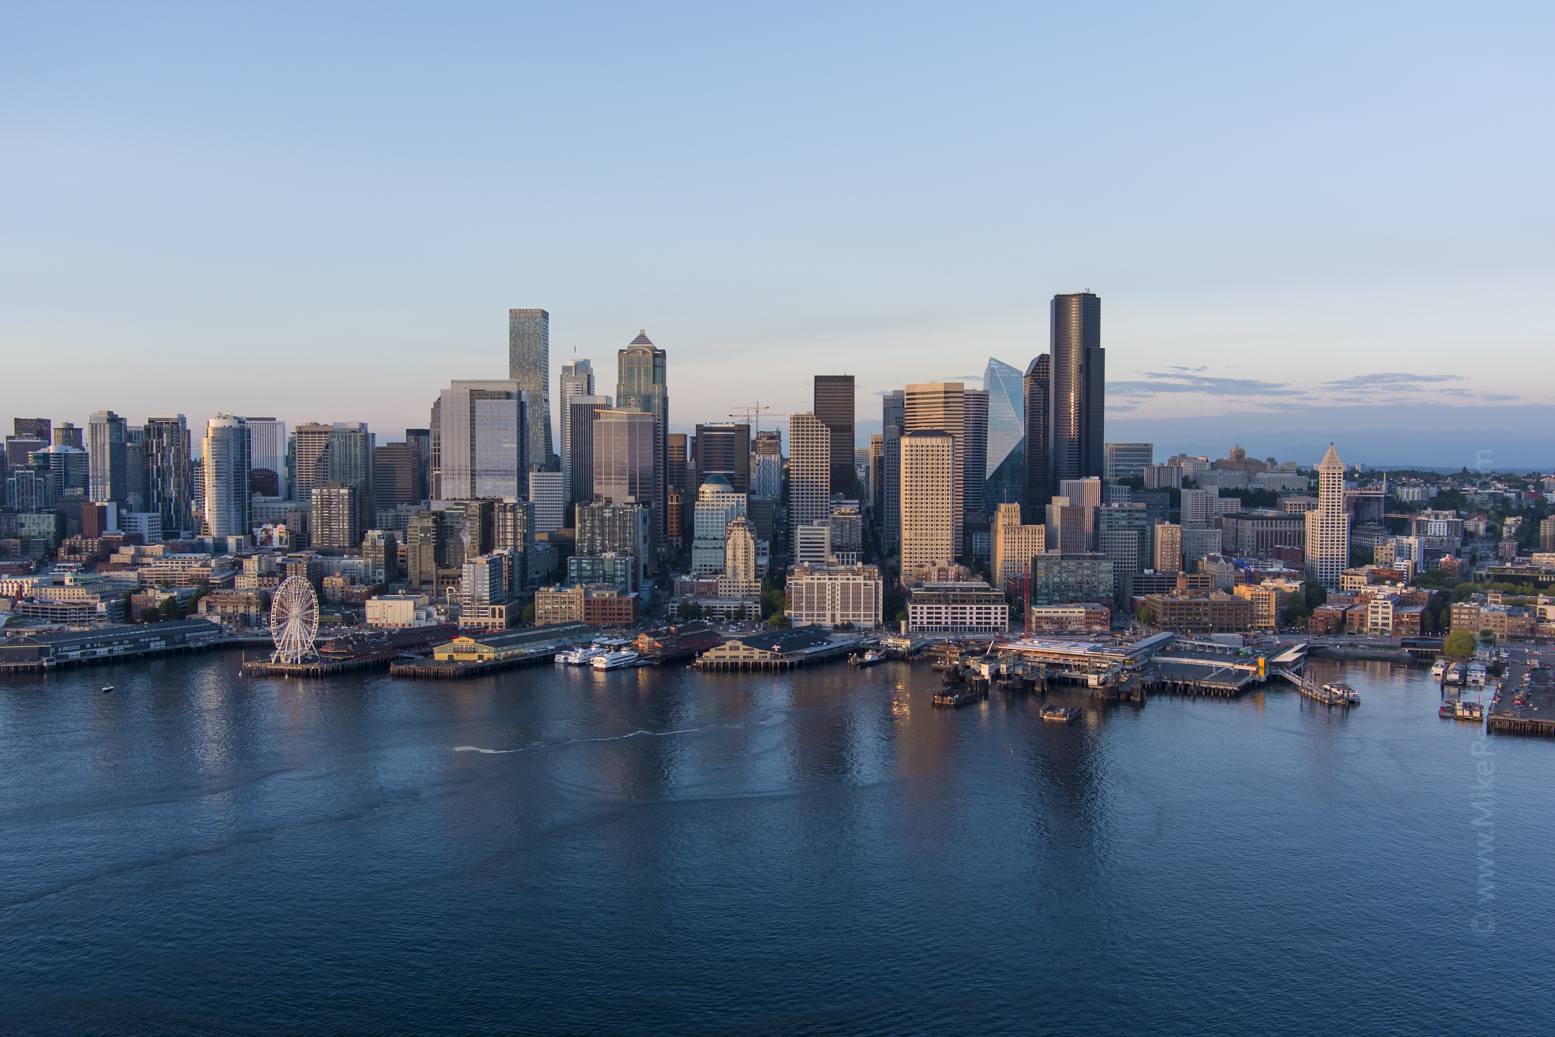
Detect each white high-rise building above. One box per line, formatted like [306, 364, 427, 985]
[244, 417, 288, 496]
[202, 415, 250, 538]
[789, 413, 831, 558]
[904, 383, 965, 548]
[692, 475, 747, 574]
[1305, 443, 1350, 587]
[900, 429, 956, 577]
[528, 470, 564, 533]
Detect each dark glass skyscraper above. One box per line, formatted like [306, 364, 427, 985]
[508, 308, 555, 470]
[693, 423, 750, 493]
[813, 375, 855, 498]
[1022, 353, 1051, 525]
[1050, 292, 1104, 483]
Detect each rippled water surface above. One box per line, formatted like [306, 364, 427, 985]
[2, 651, 1551, 1035]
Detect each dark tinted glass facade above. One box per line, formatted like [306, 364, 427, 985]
[814, 375, 855, 498]
[1023, 353, 1051, 525]
[1050, 292, 1104, 483]
[508, 308, 555, 469]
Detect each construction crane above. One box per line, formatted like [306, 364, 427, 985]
[728, 403, 788, 436]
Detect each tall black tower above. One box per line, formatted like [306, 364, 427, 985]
[1022, 353, 1051, 525]
[1049, 292, 1104, 484]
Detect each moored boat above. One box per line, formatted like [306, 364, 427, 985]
[850, 649, 886, 667]
[560, 644, 609, 665]
[1430, 659, 1447, 680]
[591, 650, 641, 670]
[1040, 705, 1081, 724]
[1440, 699, 1485, 721]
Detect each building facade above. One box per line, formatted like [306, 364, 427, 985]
[1305, 443, 1350, 587]
[508, 308, 554, 469]
[1050, 292, 1105, 484]
[789, 413, 831, 559]
[785, 563, 882, 629]
[814, 375, 855, 499]
[899, 429, 956, 576]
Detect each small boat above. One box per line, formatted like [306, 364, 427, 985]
[1430, 659, 1447, 680]
[1322, 682, 1361, 706]
[1446, 663, 1465, 684]
[1466, 663, 1487, 685]
[849, 649, 886, 667]
[1440, 699, 1485, 721]
[592, 650, 641, 670]
[1040, 705, 1081, 724]
[101, 684, 114, 694]
[933, 687, 986, 708]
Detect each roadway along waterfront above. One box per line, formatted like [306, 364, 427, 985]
[2, 648, 1552, 1035]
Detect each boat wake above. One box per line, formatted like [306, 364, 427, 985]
[455, 713, 785, 755]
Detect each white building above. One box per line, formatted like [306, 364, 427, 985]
[795, 520, 832, 567]
[717, 514, 760, 600]
[366, 593, 433, 628]
[1305, 443, 1351, 587]
[905, 580, 1008, 634]
[692, 475, 747, 573]
[785, 563, 882, 629]
[528, 470, 565, 533]
[900, 429, 956, 575]
[788, 413, 831, 559]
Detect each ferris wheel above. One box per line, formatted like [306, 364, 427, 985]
[270, 576, 319, 664]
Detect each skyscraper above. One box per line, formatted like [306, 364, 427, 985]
[1050, 292, 1105, 483]
[789, 413, 831, 559]
[694, 423, 750, 492]
[202, 415, 250, 538]
[900, 429, 956, 577]
[87, 410, 127, 504]
[814, 375, 855, 499]
[1305, 443, 1350, 587]
[558, 358, 594, 507]
[904, 382, 965, 550]
[144, 415, 191, 536]
[437, 381, 527, 501]
[374, 442, 423, 509]
[245, 417, 288, 497]
[124, 426, 147, 512]
[508, 308, 555, 469]
[617, 331, 668, 558]
[567, 395, 613, 517]
[52, 422, 83, 450]
[1022, 354, 1051, 525]
[983, 358, 1025, 514]
[592, 409, 657, 511]
[881, 389, 904, 550]
[962, 388, 989, 519]
[404, 429, 431, 500]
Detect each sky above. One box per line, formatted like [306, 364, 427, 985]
[3, 2, 1553, 467]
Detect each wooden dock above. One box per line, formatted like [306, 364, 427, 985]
[388, 647, 563, 680]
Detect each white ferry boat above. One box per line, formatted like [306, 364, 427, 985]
[559, 644, 608, 665]
[1430, 659, 1447, 680]
[591, 650, 641, 671]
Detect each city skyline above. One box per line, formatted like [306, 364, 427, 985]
[5, 5, 1551, 467]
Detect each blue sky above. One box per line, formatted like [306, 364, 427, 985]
[3, 2, 1552, 466]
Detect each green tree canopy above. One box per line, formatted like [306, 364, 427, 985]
[1443, 630, 1477, 657]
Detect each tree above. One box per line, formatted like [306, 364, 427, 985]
[520, 602, 536, 624]
[767, 613, 790, 629]
[1303, 581, 1327, 611]
[1479, 628, 1496, 647]
[1135, 605, 1156, 627]
[1443, 630, 1477, 657]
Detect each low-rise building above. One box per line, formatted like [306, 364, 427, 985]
[904, 580, 1008, 634]
[1027, 602, 1111, 633]
[1143, 592, 1252, 634]
[1233, 584, 1281, 631]
[785, 563, 882, 629]
[366, 593, 434, 628]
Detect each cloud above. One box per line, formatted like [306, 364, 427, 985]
[1320, 372, 1465, 391]
[1105, 405, 1137, 412]
[1109, 371, 1302, 397]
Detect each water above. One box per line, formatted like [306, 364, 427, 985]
[2, 651, 1551, 1035]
